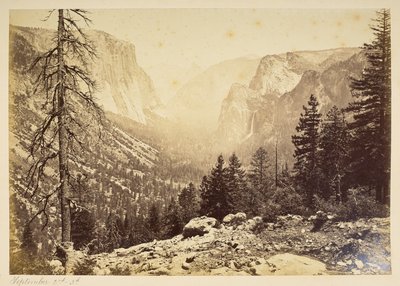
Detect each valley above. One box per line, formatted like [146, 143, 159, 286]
[7, 8, 392, 277]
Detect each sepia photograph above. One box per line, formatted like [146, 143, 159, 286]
[2, 0, 399, 284]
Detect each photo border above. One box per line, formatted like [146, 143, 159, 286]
[1, 1, 399, 286]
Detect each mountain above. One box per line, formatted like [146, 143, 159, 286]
[216, 48, 365, 163]
[10, 25, 161, 124]
[166, 56, 260, 130]
[144, 63, 203, 105]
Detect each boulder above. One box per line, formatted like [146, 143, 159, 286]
[49, 259, 64, 275]
[266, 253, 327, 275]
[181, 262, 190, 270]
[182, 216, 219, 238]
[266, 223, 275, 231]
[244, 216, 263, 231]
[234, 212, 247, 223]
[276, 214, 304, 228]
[223, 212, 247, 226]
[223, 214, 235, 224]
[354, 259, 364, 269]
[149, 267, 170, 275]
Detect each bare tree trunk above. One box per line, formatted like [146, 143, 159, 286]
[380, 10, 390, 206]
[57, 9, 71, 243]
[275, 140, 278, 191]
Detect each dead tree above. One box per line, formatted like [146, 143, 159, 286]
[26, 9, 103, 245]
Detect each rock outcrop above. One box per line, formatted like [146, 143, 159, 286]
[55, 213, 390, 276]
[216, 48, 365, 161]
[182, 216, 219, 238]
[9, 25, 161, 124]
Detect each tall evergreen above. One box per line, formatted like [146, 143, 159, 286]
[292, 94, 322, 208]
[200, 155, 229, 220]
[178, 182, 200, 224]
[248, 147, 271, 190]
[128, 214, 153, 246]
[226, 153, 249, 214]
[71, 209, 96, 250]
[161, 199, 183, 238]
[21, 223, 36, 255]
[199, 175, 210, 215]
[104, 213, 122, 252]
[121, 214, 132, 248]
[319, 106, 349, 202]
[347, 9, 391, 205]
[147, 204, 161, 238]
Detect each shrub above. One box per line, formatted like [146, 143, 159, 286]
[262, 187, 308, 222]
[261, 199, 282, 222]
[109, 264, 131, 275]
[73, 257, 96, 275]
[10, 251, 53, 275]
[346, 189, 389, 219]
[315, 188, 389, 221]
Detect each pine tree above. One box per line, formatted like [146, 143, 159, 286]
[71, 209, 96, 250]
[292, 94, 322, 208]
[21, 223, 36, 255]
[70, 173, 96, 250]
[248, 147, 271, 194]
[161, 199, 182, 238]
[128, 214, 152, 246]
[319, 106, 350, 202]
[104, 213, 122, 252]
[27, 9, 103, 245]
[147, 204, 161, 238]
[178, 182, 200, 224]
[200, 155, 229, 220]
[226, 153, 249, 214]
[121, 214, 132, 248]
[347, 9, 391, 205]
[247, 147, 271, 214]
[199, 175, 210, 215]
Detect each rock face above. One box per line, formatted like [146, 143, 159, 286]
[9, 25, 160, 124]
[89, 30, 160, 124]
[216, 84, 262, 145]
[182, 216, 219, 238]
[249, 54, 303, 96]
[216, 48, 366, 162]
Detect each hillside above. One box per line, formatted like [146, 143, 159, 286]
[9, 26, 184, 257]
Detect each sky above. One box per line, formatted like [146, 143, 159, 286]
[10, 9, 376, 70]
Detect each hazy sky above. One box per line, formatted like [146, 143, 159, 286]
[10, 9, 376, 70]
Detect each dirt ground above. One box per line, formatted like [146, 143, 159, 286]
[86, 214, 390, 275]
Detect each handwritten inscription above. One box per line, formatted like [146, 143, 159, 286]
[10, 276, 81, 286]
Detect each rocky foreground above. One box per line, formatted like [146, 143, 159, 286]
[60, 213, 391, 276]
